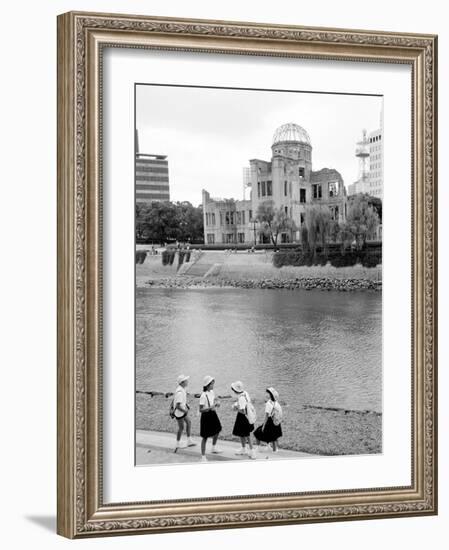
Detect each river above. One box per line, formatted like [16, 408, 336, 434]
[136, 288, 382, 413]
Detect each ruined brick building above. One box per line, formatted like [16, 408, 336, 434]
[203, 123, 347, 245]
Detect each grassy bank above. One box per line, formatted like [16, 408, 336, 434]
[136, 393, 382, 456]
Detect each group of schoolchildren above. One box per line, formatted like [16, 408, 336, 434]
[171, 374, 283, 461]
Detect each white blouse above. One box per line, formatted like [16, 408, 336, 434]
[199, 390, 215, 409]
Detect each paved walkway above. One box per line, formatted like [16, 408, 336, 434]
[136, 429, 312, 465]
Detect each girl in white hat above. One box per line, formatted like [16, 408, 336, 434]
[199, 376, 222, 461]
[254, 387, 283, 453]
[173, 374, 196, 452]
[231, 381, 256, 459]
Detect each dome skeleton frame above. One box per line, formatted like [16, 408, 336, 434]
[272, 123, 312, 146]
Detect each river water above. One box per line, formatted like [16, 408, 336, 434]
[136, 288, 382, 413]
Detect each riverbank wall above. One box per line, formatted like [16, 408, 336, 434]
[143, 276, 381, 291]
[136, 249, 382, 290]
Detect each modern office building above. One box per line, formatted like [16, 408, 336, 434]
[135, 153, 170, 203]
[203, 122, 347, 245]
[135, 131, 170, 203]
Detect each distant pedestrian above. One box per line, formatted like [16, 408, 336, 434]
[231, 381, 256, 459]
[199, 376, 222, 461]
[171, 374, 196, 452]
[254, 387, 283, 453]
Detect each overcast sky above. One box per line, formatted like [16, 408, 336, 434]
[136, 84, 382, 207]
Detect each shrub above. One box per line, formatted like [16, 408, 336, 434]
[330, 252, 358, 267]
[161, 250, 170, 266]
[178, 250, 185, 269]
[272, 246, 382, 269]
[361, 249, 382, 268]
[135, 250, 147, 264]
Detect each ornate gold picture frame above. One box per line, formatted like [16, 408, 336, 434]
[57, 11, 437, 538]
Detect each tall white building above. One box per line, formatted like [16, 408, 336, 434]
[368, 128, 383, 199]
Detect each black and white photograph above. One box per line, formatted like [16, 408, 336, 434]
[135, 83, 383, 466]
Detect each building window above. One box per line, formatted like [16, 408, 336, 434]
[226, 233, 234, 244]
[212, 213, 215, 225]
[207, 234, 215, 244]
[300, 213, 305, 225]
[299, 167, 305, 177]
[300, 188, 306, 203]
[329, 181, 338, 197]
[267, 181, 272, 196]
[225, 212, 230, 225]
[249, 210, 253, 221]
[262, 181, 266, 196]
[238, 233, 245, 243]
[219, 212, 223, 225]
[284, 206, 288, 215]
[241, 211, 245, 225]
[312, 184, 322, 199]
[257, 182, 261, 198]
[284, 181, 288, 196]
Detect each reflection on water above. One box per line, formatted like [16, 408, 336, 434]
[136, 288, 382, 413]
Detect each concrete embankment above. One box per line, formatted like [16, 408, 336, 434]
[136, 393, 382, 456]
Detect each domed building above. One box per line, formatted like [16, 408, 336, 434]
[202, 123, 347, 245]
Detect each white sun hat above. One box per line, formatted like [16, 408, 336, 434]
[177, 374, 190, 385]
[203, 375, 215, 388]
[266, 387, 279, 401]
[231, 381, 244, 394]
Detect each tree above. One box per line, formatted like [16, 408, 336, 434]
[135, 201, 204, 244]
[304, 204, 332, 254]
[338, 222, 355, 252]
[256, 201, 296, 246]
[346, 193, 380, 249]
[175, 202, 204, 242]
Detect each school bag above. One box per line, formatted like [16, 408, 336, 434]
[243, 392, 257, 424]
[271, 402, 283, 426]
[169, 398, 176, 419]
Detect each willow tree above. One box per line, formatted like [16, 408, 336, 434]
[346, 194, 380, 250]
[304, 204, 332, 255]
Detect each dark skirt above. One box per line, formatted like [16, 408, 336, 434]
[200, 410, 222, 438]
[232, 412, 254, 437]
[254, 417, 282, 443]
